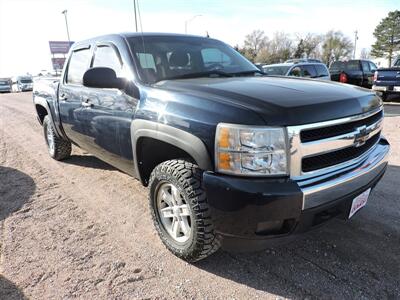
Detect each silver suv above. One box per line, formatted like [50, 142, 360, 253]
[262, 61, 331, 80]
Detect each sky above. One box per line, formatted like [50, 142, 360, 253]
[0, 0, 398, 76]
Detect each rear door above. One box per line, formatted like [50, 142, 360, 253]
[58, 45, 93, 148]
[361, 60, 374, 88]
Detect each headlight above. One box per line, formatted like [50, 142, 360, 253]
[215, 123, 288, 176]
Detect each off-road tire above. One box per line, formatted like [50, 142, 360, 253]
[43, 115, 71, 160]
[148, 159, 220, 262]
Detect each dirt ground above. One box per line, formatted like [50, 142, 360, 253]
[0, 92, 399, 299]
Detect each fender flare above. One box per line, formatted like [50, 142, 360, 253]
[131, 119, 213, 181]
[33, 96, 64, 138]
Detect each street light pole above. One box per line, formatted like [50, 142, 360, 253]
[61, 10, 71, 43]
[353, 30, 358, 59]
[185, 14, 202, 34]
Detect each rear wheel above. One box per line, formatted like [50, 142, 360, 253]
[381, 92, 388, 102]
[43, 116, 71, 160]
[148, 160, 220, 262]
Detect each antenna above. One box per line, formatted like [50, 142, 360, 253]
[133, 0, 138, 32]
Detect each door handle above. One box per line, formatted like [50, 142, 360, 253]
[81, 99, 93, 108]
[59, 93, 67, 101]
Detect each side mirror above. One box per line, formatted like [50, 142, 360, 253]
[83, 67, 140, 98]
[83, 67, 123, 89]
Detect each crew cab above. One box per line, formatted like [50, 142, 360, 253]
[330, 59, 378, 88]
[33, 33, 390, 262]
[372, 57, 400, 100]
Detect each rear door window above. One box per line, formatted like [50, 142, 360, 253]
[301, 65, 317, 77]
[93, 45, 123, 76]
[361, 61, 370, 73]
[66, 47, 92, 85]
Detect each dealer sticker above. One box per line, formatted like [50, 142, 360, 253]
[349, 188, 371, 219]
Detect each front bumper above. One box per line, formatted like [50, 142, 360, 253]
[203, 137, 390, 251]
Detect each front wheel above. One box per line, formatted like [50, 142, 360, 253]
[148, 160, 220, 262]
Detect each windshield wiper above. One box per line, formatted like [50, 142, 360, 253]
[231, 70, 265, 76]
[161, 70, 233, 81]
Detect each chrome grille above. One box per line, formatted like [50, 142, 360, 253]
[287, 107, 384, 181]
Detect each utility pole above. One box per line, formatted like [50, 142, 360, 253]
[61, 10, 71, 43]
[353, 30, 358, 59]
[133, 0, 138, 32]
[185, 15, 202, 34]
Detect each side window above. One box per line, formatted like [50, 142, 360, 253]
[361, 61, 370, 72]
[369, 62, 377, 72]
[289, 66, 301, 77]
[201, 48, 231, 68]
[66, 48, 92, 85]
[93, 45, 122, 76]
[346, 61, 360, 71]
[315, 64, 329, 76]
[301, 65, 317, 78]
[330, 61, 344, 72]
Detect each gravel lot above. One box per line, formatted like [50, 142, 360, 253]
[0, 92, 399, 299]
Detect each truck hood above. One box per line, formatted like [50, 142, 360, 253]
[155, 76, 381, 125]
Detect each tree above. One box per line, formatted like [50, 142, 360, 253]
[294, 33, 323, 59]
[294, 39, 305, 58]
[302, 33, 323, 58]
[264, 32, 294, 63]
[321, 30, 353, 65]
[243, 30, 268, 61]
[371, 10, 400, 66]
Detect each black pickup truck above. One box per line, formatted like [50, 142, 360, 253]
[33, 33, 390, 262]
[330, 59, 378, 88]
[372, 57, 400, 100]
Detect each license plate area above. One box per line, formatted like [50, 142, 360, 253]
[349, 188, 371, 219]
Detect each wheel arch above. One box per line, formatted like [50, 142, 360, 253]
[131, 120, 213, 186]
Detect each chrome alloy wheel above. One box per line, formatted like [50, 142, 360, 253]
[156, 183, 192, 243]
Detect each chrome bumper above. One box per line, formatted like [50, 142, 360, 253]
[300, 138, 390, 210]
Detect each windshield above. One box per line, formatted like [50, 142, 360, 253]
[20, 79, 32, 83]
[262, 66, 290, 75]
[0, 80, 9, 85]
[127, 36, 259, 83]
[394, 59, 400, 67]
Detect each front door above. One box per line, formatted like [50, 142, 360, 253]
[81, 43, 137, 173]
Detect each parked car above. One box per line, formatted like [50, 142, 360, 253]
[33, 33, 389, 262]
[330, 59, 377, 88]
[12, 75, 33, 92]
[372, 57, 400, 101]
[262, 62, 331, 80]
[0, 77, 12, 93]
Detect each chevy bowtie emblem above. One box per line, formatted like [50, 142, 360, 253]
[354, 125, 370, 147]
